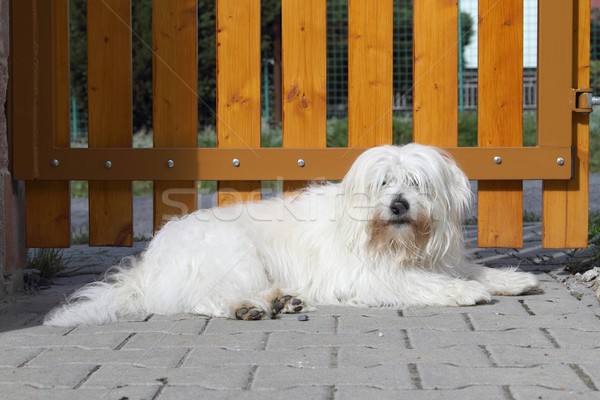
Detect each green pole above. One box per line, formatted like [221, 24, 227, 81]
[458, 0, 464, 113]
[71, 95, 77, 142]
[263, 53, 270, 123]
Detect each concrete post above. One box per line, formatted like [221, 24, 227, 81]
[0, 0, 27, 296]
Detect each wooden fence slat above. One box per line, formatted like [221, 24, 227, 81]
[348, 0, 393, 146]
[25, 0, 71, 248]
[216, 0, 261, 206]
[282, 0, 327, 193]
[413, 0, 458, 146]
[152, 0, 198, 232]
[87, 0, 133, 246]
[477, 0, 523, 248]
[542, 0, 589, 248]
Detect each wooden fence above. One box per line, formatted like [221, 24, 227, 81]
[10, 0, 590, 249]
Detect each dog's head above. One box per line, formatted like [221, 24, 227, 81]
[340, 144, 471, 266]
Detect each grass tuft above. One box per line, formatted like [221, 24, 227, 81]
[27, 248, 67, 278]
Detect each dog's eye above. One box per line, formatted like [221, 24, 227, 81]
[381, 180, 387, 186]
[410, 178, 420, 187]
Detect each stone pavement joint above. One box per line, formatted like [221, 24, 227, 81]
[0, 224, 599, 398]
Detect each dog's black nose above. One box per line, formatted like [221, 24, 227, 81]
[391, 198, 410, 215]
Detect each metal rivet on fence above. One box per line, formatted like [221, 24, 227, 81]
[104, 160, 112, 169]
[232, 158, 240, 167]
[297, 159, 305, 167]
[493, 156, 502, 165]
[50, 159, 59, 167]
[167, 159, 175, 168]
[556, 157, 565, 166]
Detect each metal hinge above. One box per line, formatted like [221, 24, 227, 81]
[572, 88, 595, 113]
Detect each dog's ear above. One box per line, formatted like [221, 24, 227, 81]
[435, 149, 473, 220]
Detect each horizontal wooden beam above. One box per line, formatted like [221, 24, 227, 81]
[15, 146, 572, 181]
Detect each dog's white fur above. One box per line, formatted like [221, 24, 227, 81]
[45, 144, 538, 326]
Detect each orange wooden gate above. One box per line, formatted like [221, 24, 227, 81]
[9, 0, 590, 249]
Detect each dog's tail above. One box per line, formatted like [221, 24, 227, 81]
[44, 258, 145, 327]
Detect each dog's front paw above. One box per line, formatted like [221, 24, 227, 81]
[272, 295, 307, 316]
[445, 280, 492, 306]
[235, 305, 267, 321]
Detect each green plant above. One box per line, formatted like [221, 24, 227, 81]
[28, 248, 67, 278]
[522, 211, 541, 223]
[393, 116, 413, 144]
[71, 226, 90, 245]
[326, 118, 348, 147]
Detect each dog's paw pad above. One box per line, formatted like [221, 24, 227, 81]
[236, 306, 266, 321]
[273, 295, 307, 315]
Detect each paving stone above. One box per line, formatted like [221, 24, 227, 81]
[487, 345, 600, 367]
[0, 312, 44, 333]
[83, 365, 253, 390]
[267, 331, 415, 349]
[334, 385, 508, 399]
[337, 345, 490, 368]
[576, 363, 600, 391]
[203, 314, 336, 335]
[158, 385, 331, 400]
[252, 365, 413, 390]
[312, 305, 400, 317]
[518, 297, 597, 316]
[0, 331, 132, 350]
[0, 319, 73, 336]
[418, 364, 590, 391]
[70, 317, 209, 335]
[0, 365, 98, 389]
[122, 332, 266, 351]
[543, 328, 600, 349]
[467, 312, 600, 331]
[0, 348, 43, 367]
[182, 347, 331, 369]
[408, 328, 554, 349]
[27, 347, 189, 368]
[336, 313, 471, 334]
[509, 386, 599, 400]
[401, 297, 532, 317]
[0, 384, 160, 400]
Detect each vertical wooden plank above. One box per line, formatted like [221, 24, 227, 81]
[477, 0, 523, 248]
[152, 0, 198, 231]
[542, 0, 589, 248]
[348, 0, 393, 146]
[216, 0, 261, 205]
[413, 0, 458, 146]
[25, 0, 71, 248]
[87, 0, 133, 246]
[281, 0, 327, 193]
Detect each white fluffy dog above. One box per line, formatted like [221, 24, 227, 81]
[45, 144, 538, 326]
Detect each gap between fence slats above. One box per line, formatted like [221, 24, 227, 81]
[542, 0, 589, 248]
[282, 0, 327, 193]
[216, 0, 261, 206]
[87, 0, 133, 246]
[413, 0, 458, 146]
[348, 0, 393, 146]
[152, 0, 198, 232]
[477, 0, 523, 248]
[25, 0, 71, 248]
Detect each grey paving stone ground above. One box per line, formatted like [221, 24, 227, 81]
[1, 224, 599, 399]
